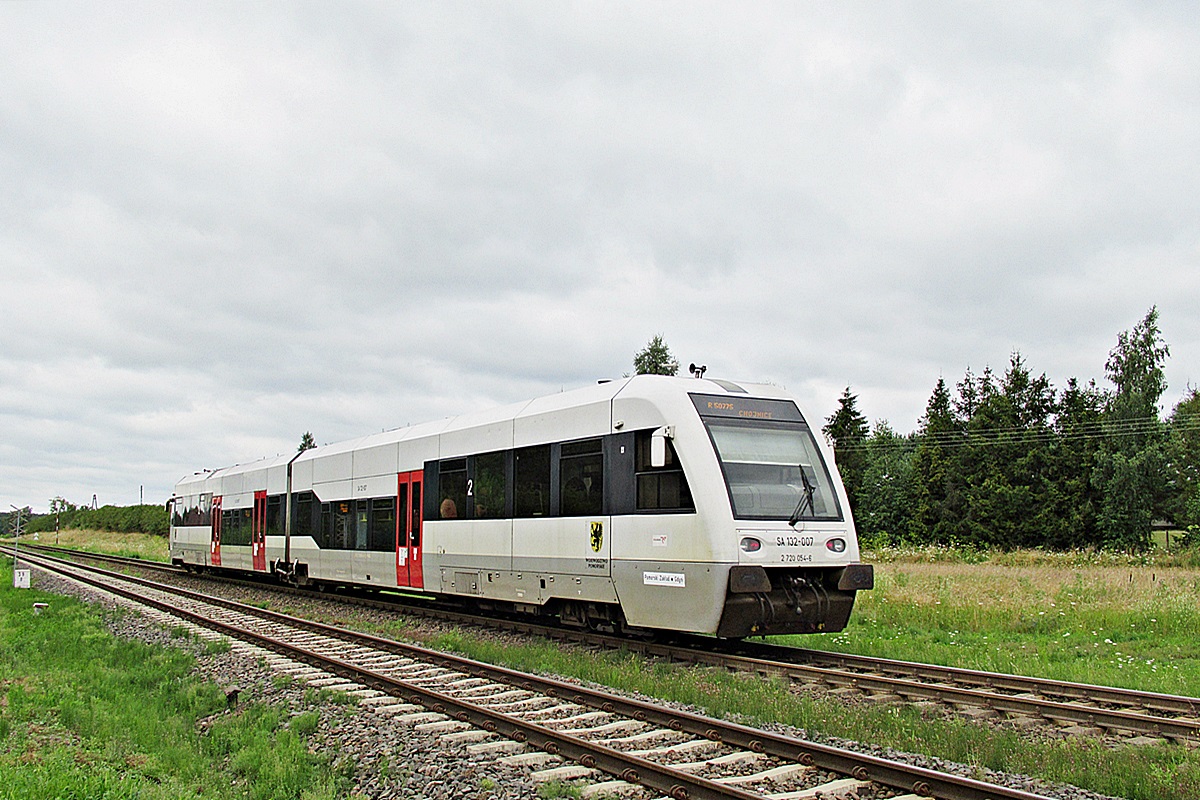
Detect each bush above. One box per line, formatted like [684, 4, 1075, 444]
[22, 504, 169, 537]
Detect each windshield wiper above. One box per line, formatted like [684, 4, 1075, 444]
[788, 465, 816, 526]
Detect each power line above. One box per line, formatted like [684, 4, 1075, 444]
[833, 414, 1200, 455]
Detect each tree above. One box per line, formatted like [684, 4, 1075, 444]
[1045, 378, 1106, 548]
[823, 387, 869, 503]
[1166, 388, 1200, 530]
[298, 431, 317, 453]
[1094, 307, 1171, 550]
[911, 377, 960, 544]
[633, 335, 680, 376]
[853, 421, 917, 547]
[956, 353, 1057, 549]
[1105, 306, 1170, 425]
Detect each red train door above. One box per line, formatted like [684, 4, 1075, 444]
[396, 471, 424, 588]
[252, 490, 267, 571]
[211, 495, 222, 567]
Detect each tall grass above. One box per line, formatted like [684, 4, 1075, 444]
[26, 528, 171, 561]
[803, 557, 1200, 697]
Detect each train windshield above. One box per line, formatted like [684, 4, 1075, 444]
[704, 420, 843, 522]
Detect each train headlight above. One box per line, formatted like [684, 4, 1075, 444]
[825, 537, 846, 553]
[740, 537, 762, 553]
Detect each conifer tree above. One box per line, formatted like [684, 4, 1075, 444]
[911, 377, 958, 543]
[1046, 377, 1106, 548]
[823, 387, 870, 504]
[1166, 389, 1200, 533]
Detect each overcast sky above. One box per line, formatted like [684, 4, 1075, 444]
[3, 2, 1199, 512]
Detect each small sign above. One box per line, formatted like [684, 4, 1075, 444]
[652, 534, 668, 547]
[643, 571, 685, 587]
[14, 569, 31, 589]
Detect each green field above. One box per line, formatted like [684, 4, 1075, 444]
[801, 546, 1200, 698]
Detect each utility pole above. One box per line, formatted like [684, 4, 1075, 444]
[10, 505, 29, 589]
[52, 496, 63, 545]
[9, 505, 20, 562]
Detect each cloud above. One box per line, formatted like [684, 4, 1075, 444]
[2, 3, 1199, 510]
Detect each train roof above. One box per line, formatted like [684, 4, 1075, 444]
[174, 374, 794, 489]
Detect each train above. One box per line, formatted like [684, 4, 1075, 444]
[168, 374, 873, 638]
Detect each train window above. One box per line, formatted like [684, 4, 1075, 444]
[560, 439, 603, 517]
[474, 451, 506, 519]
[332, 501, 353, 549]
[370, 497, 396, 551]
[397, 484, 409, 546]
[293, 491, 315, 540]
[355, 499, 369, 550]
[635, 431, 695, 512]
[221, 507, 252, 546]
[514, 445, 550, 517]
[199, 493, 212, 527]
[320, 502, 332, 548]
[705, 420, 842, 521]
[411, 481, 422, 546]
[178, 495, 207, 526]
[266, 495, 284, 536]
[439, 459, 467, 519]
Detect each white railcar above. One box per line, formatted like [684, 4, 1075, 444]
[169, 375, 873, 637]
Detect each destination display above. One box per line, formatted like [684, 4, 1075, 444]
[689, 394, 805, 423]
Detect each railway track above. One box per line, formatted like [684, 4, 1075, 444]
[10, 546, 1064, 800]
[25, 544, 1200, 746]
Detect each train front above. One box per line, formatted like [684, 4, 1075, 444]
[691, 392, 874, 638]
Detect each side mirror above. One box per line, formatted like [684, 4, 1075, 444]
[650, 425, 674, 468]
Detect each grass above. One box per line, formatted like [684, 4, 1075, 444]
[802, 551, 1200, 698]
[537, 780, 583, 799]
[387, 546, 1200, 800]
[414, 626, 1199, 800]
[8, 528, 170, 562]
[15, 531, 1200, 797]
[0, 559, 345, 800]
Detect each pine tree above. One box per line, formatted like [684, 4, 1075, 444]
[823, 387, 870, 505]
[298, 431, 317, 453]
[911, 377, 958, 544]
[959, 353, 1057, 549]
[1046, 378, 1106, 548]
[854, 421, 917, 547]
[1166, 388, 1200, 532]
